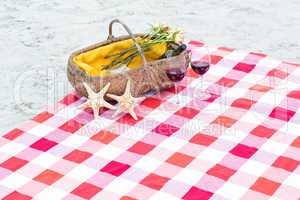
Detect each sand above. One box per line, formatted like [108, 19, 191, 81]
[1, 0, 300, 133]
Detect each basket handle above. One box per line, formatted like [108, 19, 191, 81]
[107, 19, 147, 66]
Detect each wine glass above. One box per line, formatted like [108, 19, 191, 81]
[165, 58, 187, 104]
[191, 44, 211, 100]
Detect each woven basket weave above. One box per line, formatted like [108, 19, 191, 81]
[67, 19, 190, 98]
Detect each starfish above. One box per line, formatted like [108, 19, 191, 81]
[107, 80, 139, 120]
[78, 82, 115, 119]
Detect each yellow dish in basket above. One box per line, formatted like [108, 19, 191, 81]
[73, 38, 167, 76]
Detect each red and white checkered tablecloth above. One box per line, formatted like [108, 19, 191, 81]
[1, 41, 300, 200]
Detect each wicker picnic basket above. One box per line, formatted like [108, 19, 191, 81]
[67, 19, 191, 98]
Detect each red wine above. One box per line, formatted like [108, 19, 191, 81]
[191, 61, 210, 75]
[166, 68, 185, 82]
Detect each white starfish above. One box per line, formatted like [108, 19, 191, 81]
[78, 82, 115, 119]
[107, 80, 139, 120]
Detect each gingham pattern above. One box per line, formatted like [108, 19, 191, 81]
[1, 41, 300, 200]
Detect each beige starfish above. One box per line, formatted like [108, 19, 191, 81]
[78, 82, 115, 119]
[107, 80, 139, 120]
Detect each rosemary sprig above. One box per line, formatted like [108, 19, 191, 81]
[101, 24, 184, 70]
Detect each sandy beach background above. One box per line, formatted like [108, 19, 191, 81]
[1, 0, 300, 133]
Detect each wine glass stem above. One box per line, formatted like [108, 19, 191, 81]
[199, 75, 211, 100]
[200, 76, 203, 90]
[200, 76, 205, 96]
[175, 83, 179, 104]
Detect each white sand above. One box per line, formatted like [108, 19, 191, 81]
[1, 0, 300, 133]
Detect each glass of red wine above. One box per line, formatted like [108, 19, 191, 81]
[191, 44, 211, 100]
[165, 57, 187, 104]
